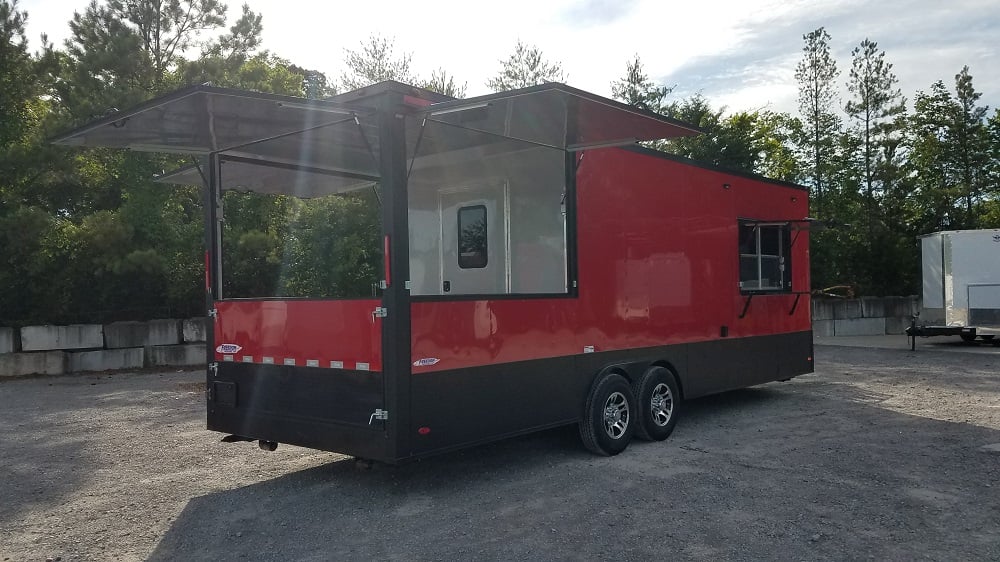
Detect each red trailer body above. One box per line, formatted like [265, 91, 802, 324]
[54, 81, 813, 462]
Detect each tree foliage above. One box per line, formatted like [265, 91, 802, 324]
[486, 40, 565, 92]
[610, 54, 671, 113]
[3, 3, 1000, 330]
[340, 35, 414, 90]
[794, 27, 840, 215]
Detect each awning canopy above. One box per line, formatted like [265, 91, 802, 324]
[416, 82, 700, 151]
[52, 81, 702, 197]
[51, 85, 381, 178]
[155, 156, 376, 198]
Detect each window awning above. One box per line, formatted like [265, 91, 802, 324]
[51, 85, 381, 177]
[416, 82, 700, 152]
[155, 156, 377, 198]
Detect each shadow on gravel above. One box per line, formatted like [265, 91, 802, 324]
[148, 381, 1000, 562]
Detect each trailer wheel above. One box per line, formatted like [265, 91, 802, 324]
[633, 366, 680, 441]
[579, 373, 636, 456]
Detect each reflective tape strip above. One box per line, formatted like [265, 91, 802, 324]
[215, 355, 377, 371]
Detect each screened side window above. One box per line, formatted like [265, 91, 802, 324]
[458, 205, 488, 269]
[739, 222, 792, 292]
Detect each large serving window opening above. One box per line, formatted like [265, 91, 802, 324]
[406, 117, 569, 297]
[739, 221, 792, 292]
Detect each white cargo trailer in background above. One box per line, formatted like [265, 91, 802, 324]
[909, 229, 1000, 343]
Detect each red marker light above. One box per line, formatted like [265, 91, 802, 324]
[418, 427, 431, 435]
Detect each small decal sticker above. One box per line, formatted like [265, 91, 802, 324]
[993, 233, 1000, 243]
[216, 343, 242, 354]
[413, 358, 440, 367]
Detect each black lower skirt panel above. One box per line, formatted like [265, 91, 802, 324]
[205, 331, 813, 462]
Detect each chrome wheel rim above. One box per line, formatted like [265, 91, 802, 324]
[650, 383, 673, 427]
[603, 391, 629, 439]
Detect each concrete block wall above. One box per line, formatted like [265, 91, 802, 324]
[0, 318, 206, 376]
[812, 296, 919, 337]
[21, 324, 103, 351]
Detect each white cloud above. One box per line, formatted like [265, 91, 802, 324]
[18, 0, 1000, 118]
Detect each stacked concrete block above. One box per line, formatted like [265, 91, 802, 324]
[148, 344, 205, 367]
[813, 296, 920, 336]
[0, 351, 67, 377]
[182, 318, 207, 343]
[812, 300, 835, 337]
[104, 319, 181, 349]
[68, 348, 144, 372]
[0, 327, 17, 354]
[21, 324, 103, 351]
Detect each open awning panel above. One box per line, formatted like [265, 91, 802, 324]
[156, 157, 376, 198]
[52, 85, 381, 177]
[418, 83, 701, 153]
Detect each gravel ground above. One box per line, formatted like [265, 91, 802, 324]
[1, 342, 999, 561]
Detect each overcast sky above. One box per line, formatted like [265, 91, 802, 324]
[19, 0, 1000, 117]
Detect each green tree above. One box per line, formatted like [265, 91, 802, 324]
[420, 67, 466, 98]
[610, 54, 672, 113]
[339, 35, 414, 90]
[909, 81, 959, 231]
[794, 27, 840, 216]
[952, 66, 990, 225]
[661, 96, 801, 181]
[844, 38, 905, 235]
[486, 40, 565, 91]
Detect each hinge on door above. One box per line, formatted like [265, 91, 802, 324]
[208, 308, 218, 318]
[372, 306, 388, 319]
[369, 409, 389, 424]
[208, 362, 218, 377]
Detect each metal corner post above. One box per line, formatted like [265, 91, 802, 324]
[377, 95, 413, 461]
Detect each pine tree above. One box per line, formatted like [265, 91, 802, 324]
[951, 66, 989, 225]
[844, 38, 904, 235]
[610, 54, 671, 113]
[794, 27, 840, 217]
[486, 40, 565, 92]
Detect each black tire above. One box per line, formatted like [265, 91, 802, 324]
[633, 366, 681, 441]
[960, 333, 977, 343]
[980, 335, 995, 342]
[579, 373, 636, 456]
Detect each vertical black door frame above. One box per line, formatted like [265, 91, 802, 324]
[377, 94, 412, 461]
[204, 152, 221, 422]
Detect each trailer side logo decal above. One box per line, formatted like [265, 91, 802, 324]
[413, 358, 440, 367]
[216, 343, 242, 354]
[993, 233, 1000, 243]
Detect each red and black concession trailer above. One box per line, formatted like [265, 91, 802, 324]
[54, 80, 814, 461]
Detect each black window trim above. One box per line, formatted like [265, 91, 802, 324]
[457, 204, 489, 269]
[738, 219, 793, 295]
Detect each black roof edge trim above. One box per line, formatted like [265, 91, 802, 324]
[420, 82, 703, 136]
[49, 84, 374, 145]
[622, 144, 809, 192]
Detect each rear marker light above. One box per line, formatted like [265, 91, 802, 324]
[306, 359, 319, 367]
[262, 357, 275, 364]
[241, 355, 253, 363]
[418, 427, 431, 435]
[330, 361, 344, 369]
[283, 358, 296, 366]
